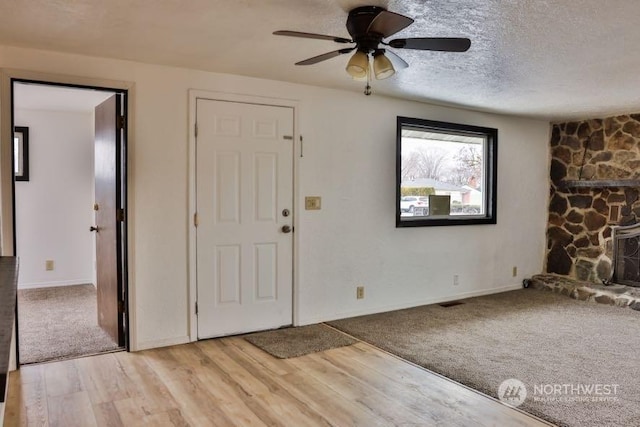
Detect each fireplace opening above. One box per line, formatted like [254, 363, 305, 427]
[612, 224, 640, 287]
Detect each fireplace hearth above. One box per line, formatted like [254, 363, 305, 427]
[529, 274, 640, 311]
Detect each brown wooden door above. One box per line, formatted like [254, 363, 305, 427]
[94, 94, 125, 346]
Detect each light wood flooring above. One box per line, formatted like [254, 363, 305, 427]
[5, 336, 550, 426]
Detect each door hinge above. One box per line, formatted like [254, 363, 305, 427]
[116, 209, 125, 222]
[194, 212, 199, 227]
[117, 116, 125, 129]
[195, 301, 198, 315]
[194, 123, 198, 138]
[118, 300, 125, 313]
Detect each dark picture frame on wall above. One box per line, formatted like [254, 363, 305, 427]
[14, 126, 29, 182]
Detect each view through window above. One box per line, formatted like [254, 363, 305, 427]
[396, 117, 497, 226]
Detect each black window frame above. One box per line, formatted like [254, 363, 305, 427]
[14, 126, 29, 182]
[396, 116, 498, 227]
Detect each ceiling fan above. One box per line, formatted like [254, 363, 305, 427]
[274, 6, 471, 95]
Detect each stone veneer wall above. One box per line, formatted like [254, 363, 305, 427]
[547, 114, 640, 282]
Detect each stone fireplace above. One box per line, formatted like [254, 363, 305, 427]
[546, 114, 640, 283]
[612, 224, 640, 287]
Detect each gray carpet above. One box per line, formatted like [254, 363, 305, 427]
[329, 289, 640, 427]
[18, 284, 120, 364]
[244, 324, 356, 358]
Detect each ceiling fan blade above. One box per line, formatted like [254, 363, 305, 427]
[383, 49, 409, 69]
[367, 10, 414, 38]
[273, 30, 352, 44]
[388, 37, 471, 52]
[295, 48, 355, 65]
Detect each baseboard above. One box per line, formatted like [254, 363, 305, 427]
[18, 279, 95, 290]
[297, 283, 524, 326]
[132, 285, 522, 350]
[133, 335, 190, 352]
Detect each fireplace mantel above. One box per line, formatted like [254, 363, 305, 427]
[559, 179, 640, 188]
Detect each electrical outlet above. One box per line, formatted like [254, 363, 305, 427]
[46, 260, 54, 271]
[356, 286, 364, 299]
[453, 275, 459, 286]
[512, 266, 518, 277]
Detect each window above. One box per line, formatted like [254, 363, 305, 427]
[14, 126, 29, 182]
[396, 116, 497, 227]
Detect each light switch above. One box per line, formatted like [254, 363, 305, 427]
[305, 196, 321, 210]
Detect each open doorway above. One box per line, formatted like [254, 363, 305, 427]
[13, 81, 129, 364]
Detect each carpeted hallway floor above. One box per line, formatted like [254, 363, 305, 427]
[18, 284, 121, 364]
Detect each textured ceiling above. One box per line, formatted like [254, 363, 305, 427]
[1, 0, 640, 120]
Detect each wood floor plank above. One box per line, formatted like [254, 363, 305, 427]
[268, 365, 392, 426]
[77, 353, 135, 405]
[6, 336, 550, 427]
[197, 339, 320, 427]
[113, 351, 181, 416]
[43, 359, 83, 398]
[5, 370, 49, 427]
[167, 344, 269, 427]
[161, 376, 237, 426]
[290, 351, 434, 426]
[92, 401, 124, 427]
[190, 353, 283, 426]
[13, 364, 45, 386]
[47, 391, 96, 427]
[331, 341, 545, 426]
[223, 337, 294, 376]
[136, 408, 191, 427]
[319, 345, 481, 426]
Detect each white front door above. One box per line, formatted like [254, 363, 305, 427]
[196, 99, 294, 339]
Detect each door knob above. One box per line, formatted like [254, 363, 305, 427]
[281, 225, 292, 233]
[90, 226, 100, 232]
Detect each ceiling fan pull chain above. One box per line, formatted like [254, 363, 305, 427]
[364, 63, 372, 95]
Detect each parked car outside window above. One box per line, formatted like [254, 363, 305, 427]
[400, 196, 429, 214]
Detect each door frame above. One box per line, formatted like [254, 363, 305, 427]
[187, 90, 301, 342]
[0, 69, 136, 364]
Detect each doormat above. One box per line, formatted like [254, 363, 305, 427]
[244, 324, 356, 358]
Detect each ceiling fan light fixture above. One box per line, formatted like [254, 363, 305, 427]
[275, 6, 471, 94]
[346, 50, 369, 78]
[373, 51, 395, 80]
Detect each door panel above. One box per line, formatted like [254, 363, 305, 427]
[215, 152, 241, 223]
[255, 154, 277, 221]
[94, 94, 124, 345]
[217, 245, 241, 304]
[255, 243, 277, 300]
[196, 99, 294, 338]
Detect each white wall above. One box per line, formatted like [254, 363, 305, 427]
[0, 45, 550, 350]
[14, 108, 95, 289]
